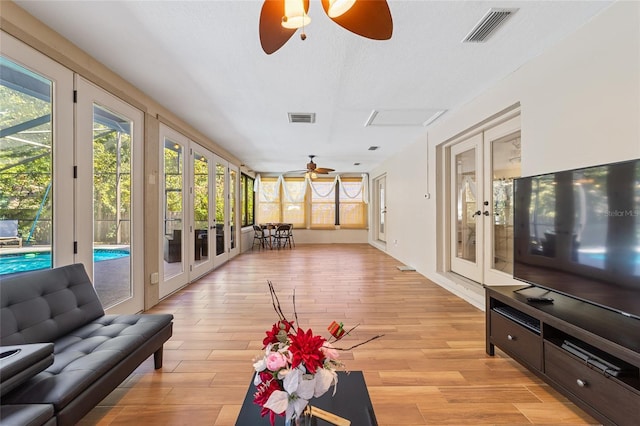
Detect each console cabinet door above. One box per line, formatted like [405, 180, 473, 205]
[545, 343, 640, 426]
[490, 311, 542, 371]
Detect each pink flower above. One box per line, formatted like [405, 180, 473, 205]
[265, 351, 288, 371]
[321, 343, 340, 360]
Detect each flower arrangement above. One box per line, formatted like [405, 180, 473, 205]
[252, 281, 382, 425]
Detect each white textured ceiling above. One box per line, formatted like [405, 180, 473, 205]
[15, 0, 613, 174]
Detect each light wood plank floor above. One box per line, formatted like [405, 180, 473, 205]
[80, 244, 599, 425]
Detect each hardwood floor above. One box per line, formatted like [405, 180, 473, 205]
[80, 244, 599, 425]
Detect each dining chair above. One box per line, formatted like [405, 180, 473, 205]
[252, 225, 267, 250]
[287, 223, 295, 247]
[273, 224, 292, 249]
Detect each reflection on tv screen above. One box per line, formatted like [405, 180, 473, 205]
[514, 159, 640, 318]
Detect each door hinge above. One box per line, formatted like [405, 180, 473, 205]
[73, 241, 78, 254]
[73, 166, 78, 178]
[73, 90, 78, 103]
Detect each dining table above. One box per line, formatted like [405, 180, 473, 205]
[259, 223, 279, 249]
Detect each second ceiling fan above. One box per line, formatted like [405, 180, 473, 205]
[305, 155, 334, 174]
[288, 155, 335, 176]
[259, 0, 393, 54]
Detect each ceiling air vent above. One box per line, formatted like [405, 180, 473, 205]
[288, 112, 316, 124]
[463, 8, 517, 43]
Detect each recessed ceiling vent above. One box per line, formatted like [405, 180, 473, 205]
[288, 112, 316, 124]
[463, 8, 517, 43]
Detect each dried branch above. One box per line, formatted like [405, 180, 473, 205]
[292, 288, 300, 332]
[268, 280, 287, 322]
[332, 334, 385, 351]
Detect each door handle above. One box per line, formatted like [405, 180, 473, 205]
[473, 210, 482, 217]
[483, 211, 490, 216]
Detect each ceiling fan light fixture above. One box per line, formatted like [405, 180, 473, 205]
[327, 0, 356, 18]
[282, 0, 311, 29]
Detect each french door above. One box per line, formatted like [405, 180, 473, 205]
[450, 115, 522, 285]
[212, 156, 239, 268]
[75, 77, 144, 313]
[159, 128, 239, 296]
[2, 34, 144, 314]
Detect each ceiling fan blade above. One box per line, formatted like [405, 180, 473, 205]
[321, 0, 393, 41]
[315, 167, 335, 174]
[259, 0, 299, 54]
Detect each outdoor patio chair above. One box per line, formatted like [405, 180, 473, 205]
[0, 220, 22, 248]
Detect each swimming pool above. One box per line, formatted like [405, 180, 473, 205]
[0, 249, 130, 275]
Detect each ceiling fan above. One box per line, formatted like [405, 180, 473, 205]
[259, 0, 393, 54]
[289, 155, 335, 176]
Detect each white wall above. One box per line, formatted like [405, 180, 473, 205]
[369, 1, 640, 309]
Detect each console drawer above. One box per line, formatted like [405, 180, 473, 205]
[490, 311, 542, 370]
[544, 342, 640, 426]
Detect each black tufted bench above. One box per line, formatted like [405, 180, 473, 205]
[0, 263, 173, 426]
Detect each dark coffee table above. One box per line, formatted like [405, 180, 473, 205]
[236, 371, 377, 425]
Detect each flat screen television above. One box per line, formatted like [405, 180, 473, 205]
[513, 158, 640, 319]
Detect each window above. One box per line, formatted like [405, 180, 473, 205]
[282, 177, 306, 228]
[257, 177, 280, 224]
[256, 175, 367, 229]
[310, 178, 336, 228]
[240, 173, 255, 227]
[338, 177, 366, 228]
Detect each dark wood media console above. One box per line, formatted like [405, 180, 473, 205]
[486, 285, 640, 426]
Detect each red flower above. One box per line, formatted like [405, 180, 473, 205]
[263, 320, 294, 348]
[253, 377, 284, 425]
[288, 327, 326, 374]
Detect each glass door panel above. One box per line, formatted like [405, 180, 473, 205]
[483, 114, 522, 285]
[450, 134, 483, 283]
[490, 136, 520, 274]
[229, 166, 238, 255]
[76, 76, 143, 314]
[215, 162, 226, 258]
[455, 148, 478, 262]
[92, 104, 133, 308]
[190, 145, 215, 279]
[0, 57, 53, 275]
[159, 125, 189, 298]
[193, 150, 209, 265]
[375, 175, 387, 243]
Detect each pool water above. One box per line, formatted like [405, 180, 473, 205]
[0, 249, 130, 275]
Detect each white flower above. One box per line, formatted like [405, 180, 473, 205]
[313, 367, 337, 397]
[267, 366, 324, 422]
[253, 357, 267, 374]
[264, 390, 289, 414]
[282, 367, 302, 394]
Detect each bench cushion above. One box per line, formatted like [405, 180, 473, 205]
[0, 404, 55, 426]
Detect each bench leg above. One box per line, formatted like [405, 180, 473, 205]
[154, 346, 164, 369]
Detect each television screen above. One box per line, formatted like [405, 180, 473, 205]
[513, 159, 640, 319]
